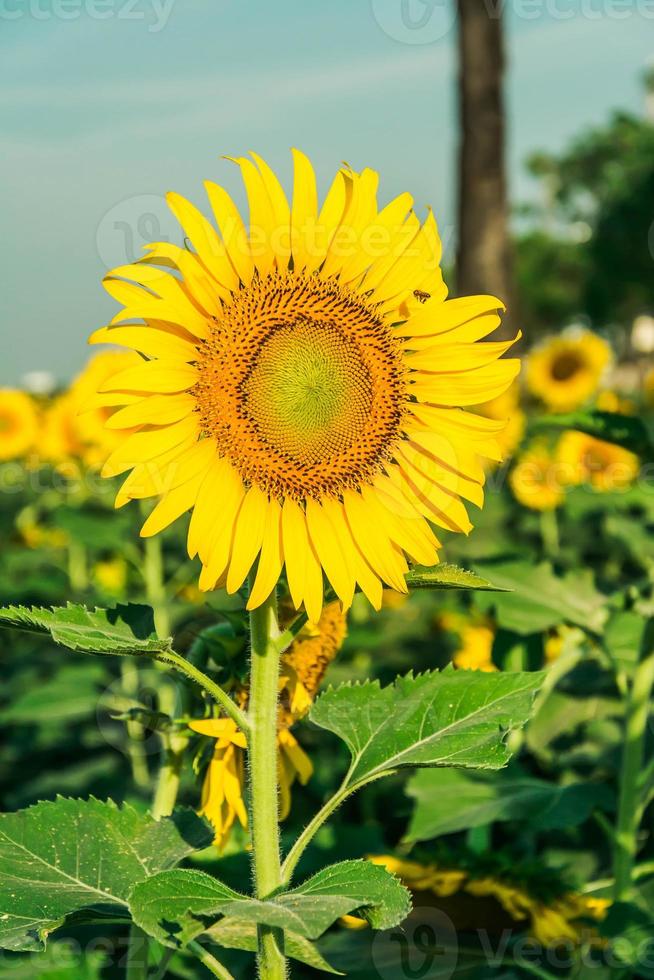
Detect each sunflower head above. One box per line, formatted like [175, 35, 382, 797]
[526, 330, 610, 412]
[556, 431, 639, 492]
[0, 389, 39, 461]
[510, 442, 564, 512]
[90, 150, 519, 619]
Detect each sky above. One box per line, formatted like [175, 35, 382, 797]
[1, 0, 653, 385]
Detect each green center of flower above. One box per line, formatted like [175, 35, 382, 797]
[243, 319, 372, 464]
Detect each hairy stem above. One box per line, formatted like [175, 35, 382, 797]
[248, 584, 287, 979]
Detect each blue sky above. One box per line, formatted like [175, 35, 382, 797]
[1, 0, 652, 384]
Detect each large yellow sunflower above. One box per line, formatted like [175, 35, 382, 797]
[0, 389, 39, 461]
[90, 151, 519, 619]
[526, 330, 610, 413]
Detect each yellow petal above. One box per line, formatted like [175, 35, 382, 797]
[140, 469, 206, 537]
[99, 361, 198, 395]
[205, 179, 254, 286]
[116, 437, 215, 505]
[412, 359, 520, 406]
[101, 417, 199, 478]
[406, 333, 521, 373]
[306, 497, 355, 607]
[397, 294, 505, 339]
[105, 394, 195, 429]
[291, 148, 319, 273]
[282, 499, 323, 622]
[342, 490, 407, 592]
[225, 485, 268, 594]
[250, 151, 291, 265]
[187, 455, 236, 561]
[166, 192, 239, 292]
[89, 324, 199, 362]
[228, 156, 277, 278]
[247, 497, 283, 610]
[198, 466, 246, 588]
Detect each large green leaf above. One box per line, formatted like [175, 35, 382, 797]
[472, 561, 608, 634]
[308, 668, 545, 792]
[405, 768, 612, 841]
[535, 409, 654, 458]
[208, 918, 343, 974]
[129, 860, 410, 948]
[0, 603, 170, 657]
[404, 563, 510, 592]
[0, 799, 213, 951]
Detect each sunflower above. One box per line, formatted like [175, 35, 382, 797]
[526, 330, 610, 413]
[509, 443, 564, 512]
[436, 611, 497, 671]
[0, 389, 39, 461]
[37, 351, 141, 469]
[368, 855, 609, 948]
[556, 431, 638, 492]
[191, 600, 346, 846]
[90, 150, 518, 619]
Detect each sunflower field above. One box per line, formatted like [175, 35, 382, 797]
[2, 152, 654, 980]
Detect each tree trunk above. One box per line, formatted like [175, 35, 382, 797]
[456, 0, 514, 336]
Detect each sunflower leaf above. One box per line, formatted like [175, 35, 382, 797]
[0, 799, 214, 952]
[128, 861, 410, 947]
[405, 768, 613, 842]
[472, 560, 609, 635]
[0, 602, 171, 656]
[309, 669, 545, 791]
[534, 409, 654, 458]
[208, 918, 344, 974]
[405, 563, 511, 591]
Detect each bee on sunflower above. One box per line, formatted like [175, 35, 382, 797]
[89, 150, 519, 621]
[526, 329, 611, 413]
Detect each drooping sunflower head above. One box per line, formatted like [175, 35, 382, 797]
[526, 329, 610, 413]
[0, 389, 39, 461]
[90, 150, 519, 619]
[556, 430, 639, 492]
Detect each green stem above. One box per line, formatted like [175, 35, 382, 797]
[142, 528, 170, 637]
[120, 660, 150, 791]
[539, 507, 559, 558]
[613, 648, 654, 902]
[187, 941, 236, 979]
[281, 783, 350, 886]
[281, 771, 390, 885]
[158, 649, 250, 734]
[247, 584, 287, 979]
[67, 538, 89, 593]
